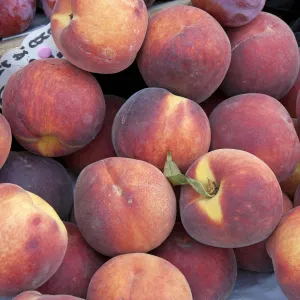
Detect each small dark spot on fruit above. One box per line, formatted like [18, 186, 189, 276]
[134, 8, 141, 18]
[232, 13, 248, 23]
[69, 14, 73, 20]
[26, 239, 39, 250]
[32, 217, 41, 226]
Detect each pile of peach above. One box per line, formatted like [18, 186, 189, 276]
[2, 0, 300, 299]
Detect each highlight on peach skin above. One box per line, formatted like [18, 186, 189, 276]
[0, 183, 68, 297]
[0, 0, 36, 38]
[2, 58, 106, 158]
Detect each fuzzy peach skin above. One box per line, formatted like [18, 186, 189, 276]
[38, 222, 107, 298]
[42, 0, 56, 18]
[64, 95, 125, 174]
[0, 183, 68, 297]
[112, 88, 211, 172]
[0, 151, 74, 221]
[0, 0, 36, 38]
[280, 162, 300, 199]
[137, 5, 231, 103]
[0, 113, 12, 169]
[221, 12, 300, 100]
[2, 59, 105, 157]
[192, 0, 265, 27]
[209, 93, 300, 182]
[280, 48, 300, 118]
[266, 206, 300, 299]
[234, 193, 293, 273]
[74, 157, 176, 257]
[152, 223, 237, 300]
[13, 291, 84, 300]
[87, 253, 193, 300]
[51, 0, 148, 74]
[180, 149, 283, 248]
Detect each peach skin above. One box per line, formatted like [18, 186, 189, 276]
[51, 0, 148, 74]
[0, 183, 68, 297]
[2, 58, 106, 157]
[0, 113, 12, 168]
[87, 253, 193, 300]
[179, 149, 283, 248]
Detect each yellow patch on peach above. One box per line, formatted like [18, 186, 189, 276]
[196, 187, 223, 224]
[193, 157, 223, 223]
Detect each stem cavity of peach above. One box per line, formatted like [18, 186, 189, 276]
[163, 151, 218, 198]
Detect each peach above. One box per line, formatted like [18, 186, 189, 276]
[37, 222, 107, 298]
[0, 0, 36, 38]
[151, 223, 237, 300]
[63, 95, 125, 174]
[266, 206, 300, 299]
[280, 162, 300, 199]
[221, 12, 300, 100]
[74, 157, 176, 257]
[180, 149, 283, 248]
[112, 88, 211, 172]
[0, 113, 12, 168]
[192, 0, 265, 27]
[279, 48, 300, 118]
[200, 90, 226, 118]
[51, 0, 148, 74]
[137, 5, 231, 103]
[2, 59, 105, 157]
[87, 253, 193, 300]
[234, 193, 293, 273]
[0, 151, 73, 221]
[13, 291, 84, 300]
[0, 183, 68, 297]
[42, 0, 56, 18]
[209, 93, 300, 182]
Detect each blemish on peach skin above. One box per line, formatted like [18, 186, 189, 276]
[26, 239, 39, 251]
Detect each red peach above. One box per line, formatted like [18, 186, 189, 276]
[137, 5, 231, 103]
[51, 0, 148, 74]
[0, 0, 36, 38]
[87, 253, 193, 300]
[2, 59, 106, 157]
[221, 12, 300, 100]
[37, 222, 107, 298]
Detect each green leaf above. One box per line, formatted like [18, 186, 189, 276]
[186, 176, 215, 198]
[164, 151, 188, 186]
[163, 150, 217, 198]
